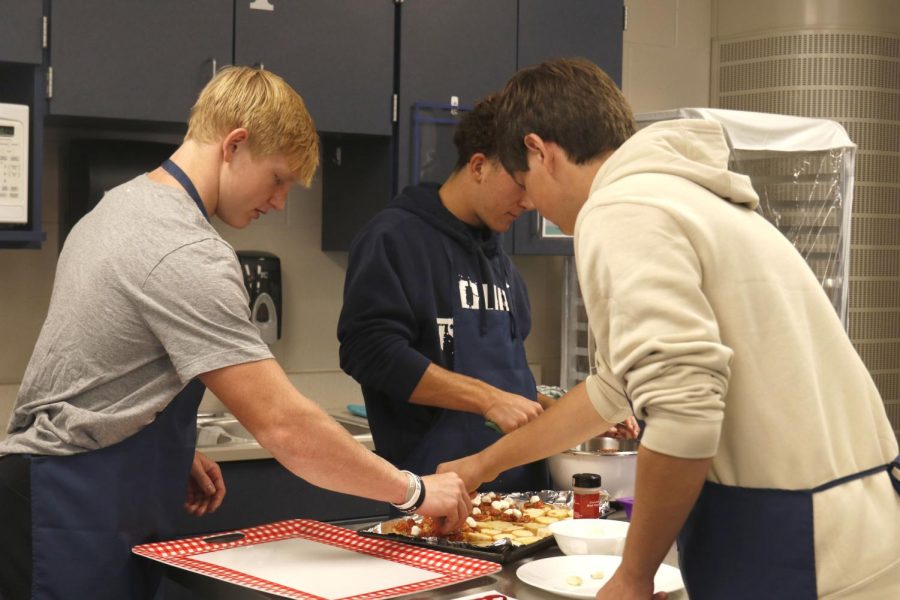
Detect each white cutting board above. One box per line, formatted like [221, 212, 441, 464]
[134, 519, 501, 599]
[193, 536, 441, 599]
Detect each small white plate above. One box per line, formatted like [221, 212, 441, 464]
[516, 555, 684, 599]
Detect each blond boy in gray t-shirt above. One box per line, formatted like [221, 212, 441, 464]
[0, 66, 469, 600]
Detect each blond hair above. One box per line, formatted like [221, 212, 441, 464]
[186, 66, 319, 186]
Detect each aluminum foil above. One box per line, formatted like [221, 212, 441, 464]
[360, 489, 611, 553]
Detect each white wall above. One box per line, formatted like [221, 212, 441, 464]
[0, 0, 714, 430]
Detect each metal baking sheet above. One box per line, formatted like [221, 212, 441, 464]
[357, 523, 557, 564]
[357, 490, 613, 565]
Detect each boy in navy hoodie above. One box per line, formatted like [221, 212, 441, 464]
[338, 95, 551, 492]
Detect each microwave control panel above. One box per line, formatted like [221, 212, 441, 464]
[0, 103, 29, 225]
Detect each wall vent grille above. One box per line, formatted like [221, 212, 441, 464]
[841, 122, 900, 154]
[720, 57, 900, 93]
[850, 216, 900, 246]
[718, 89, 900, 121]
[848, 281, 900, 311]
[852, 184, 900, 216]
[720, 33, 900, 62]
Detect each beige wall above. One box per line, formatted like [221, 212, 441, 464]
[623, 0, 712, 113]
[0, 126, 568, 424]
[0, 1, 714, 427]
[0, 132, 566, 425]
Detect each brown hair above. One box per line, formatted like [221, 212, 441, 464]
[496, 57, 635, 173]
[452, 93, 501, 171]
[186, 66, 319, 186]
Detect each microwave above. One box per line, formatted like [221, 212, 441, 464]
[0, 103, 29, 225]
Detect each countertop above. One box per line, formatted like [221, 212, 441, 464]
[196, 411, 374, 462]
[163, 512, 687, 600]
[165, 542, 570, 600]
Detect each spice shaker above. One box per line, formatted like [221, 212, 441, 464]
[572, 472, 603, 519]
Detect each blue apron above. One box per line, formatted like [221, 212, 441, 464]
[28, 160, 209, 599]
[402, 243, 549, 493]
[677, 456, 900, 599]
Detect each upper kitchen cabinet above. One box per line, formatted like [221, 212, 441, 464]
[0, 1, 43, 65]
[48, 0, 232, 123]
[512, 0, 624, 255]
[517, 0, 623, 84]
[235, 0, 394, 136]
[397, 0, 518, 188]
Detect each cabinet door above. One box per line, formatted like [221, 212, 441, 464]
[0, 0, 43, 65]
[235, 0, 394, 136]
[398, 0, 518, 188]
[49, 1, 232, 123]
[512, 0, 624, 255]
[517, 0, 624, 84]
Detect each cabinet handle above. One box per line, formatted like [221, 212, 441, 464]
[255, 62, 265, 71]
[211, 58, 218, 79]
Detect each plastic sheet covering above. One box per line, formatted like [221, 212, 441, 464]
[732, 146, 853, 325]
[635, 108, 856, 326]
[562, 109, 857, 390]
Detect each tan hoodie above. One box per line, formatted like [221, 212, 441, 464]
[575, 119, 899, 597]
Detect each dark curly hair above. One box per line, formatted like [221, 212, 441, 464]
[496, 57, 635, 173]
[452, 93, 501, 171]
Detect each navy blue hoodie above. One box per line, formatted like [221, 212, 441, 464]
[337, 183, 534, 469]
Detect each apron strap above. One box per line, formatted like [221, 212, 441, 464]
[812, 458, 898, 494]
[161, 159, 210, 223]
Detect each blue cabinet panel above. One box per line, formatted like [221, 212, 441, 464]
[235, 0, 395, 135]
[0, 0, 43, 65]
[49, 0, 232, 123]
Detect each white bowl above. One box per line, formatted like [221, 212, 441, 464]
[548, 438, 638, 499]
[548, 518, 630, 556]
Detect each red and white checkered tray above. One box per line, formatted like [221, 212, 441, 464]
[133, 519, 501, 600]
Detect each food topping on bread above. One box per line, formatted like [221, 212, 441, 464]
[381, 491, 574, 547]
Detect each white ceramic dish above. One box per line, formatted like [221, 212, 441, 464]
[516, 555, 684, 599]
[548, 519, 630, 556]
[548, 439, 638, 499]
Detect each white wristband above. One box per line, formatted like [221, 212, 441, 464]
[392, 470, 423, 512]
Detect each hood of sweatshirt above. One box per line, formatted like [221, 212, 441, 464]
[590, 119, 759, 210]
[390, 182, 501, 257]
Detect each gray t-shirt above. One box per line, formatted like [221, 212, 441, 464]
[0, 175, 273, 456]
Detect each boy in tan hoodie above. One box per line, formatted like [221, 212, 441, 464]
[438, 58, 900, 600]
